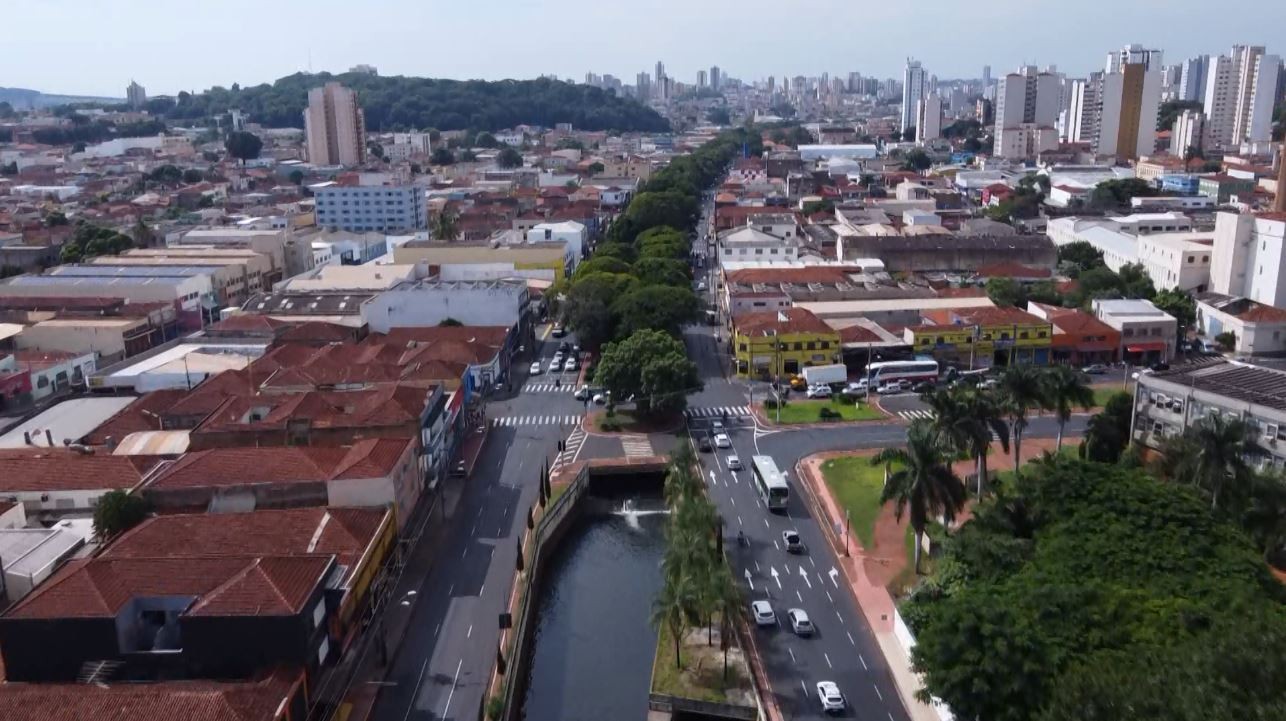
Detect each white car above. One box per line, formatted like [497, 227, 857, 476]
[726, 455, 742, 471]
[806, 385, 832, 399]
[563, 357, 578, 372]
[782, 530, 804, 554]
[713, 433, 731, 449]
[548, 360, 563, 374]
[787, 608, 814, 636]
[711, 420, 724, 432]
[574, 385, 591, 400]
[751, 600, 776, 627]
[529, 361, 543, 375]
[816, 681, 846, 713]
[593, 392, 609, 405]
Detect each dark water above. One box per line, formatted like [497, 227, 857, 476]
[520, 499, 667, 721]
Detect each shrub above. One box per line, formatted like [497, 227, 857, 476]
[487, 695, 505, 721]
[819, 406, 840, 421]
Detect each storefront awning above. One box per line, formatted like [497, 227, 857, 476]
[1126, 342, 1168, 352]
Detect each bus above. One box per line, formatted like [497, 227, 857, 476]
[863, 360, 940, 388]
[751, 455, 790, 512]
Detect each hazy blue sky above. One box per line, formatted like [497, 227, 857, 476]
[9, 0, 1286, 97]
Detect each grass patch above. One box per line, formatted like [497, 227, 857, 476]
[651, 624, 749, 704]
[994, 444, 1080, 484]
[818, 456, 887, 548]
[549, 483, 568, 506]
[766, 399, 884, 425]
[1092, 386, 1129, 407]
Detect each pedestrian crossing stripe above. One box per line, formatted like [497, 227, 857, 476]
[522, 383, 575, 393]
[490, 415, 582, 427]
[621, 435, 654, 457]
[897, 410, 934, 421]
[684, 405, 752, 418]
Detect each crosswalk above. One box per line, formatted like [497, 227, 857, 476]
[622, 434, 654, 457]
[897, 410, 934, 421]
[491, 414, 582, 427]
[522, 382, 575, 394]
[552, 426, 587, 472]
[684, 405, 752, 420]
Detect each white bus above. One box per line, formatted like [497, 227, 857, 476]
[864, 360, 940, 388]
[751, 455, 790, 512]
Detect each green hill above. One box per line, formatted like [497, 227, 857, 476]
[153, 72, 669, 133]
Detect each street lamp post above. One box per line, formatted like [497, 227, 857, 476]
[844, 509, 850, 557]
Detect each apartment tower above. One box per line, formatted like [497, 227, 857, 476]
[303, 82, 367, 167]
[1202, 45, 1281, 150]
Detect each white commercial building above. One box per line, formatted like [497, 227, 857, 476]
[1211, 211, 1286, 308]
[994, 66, 1061, 159]
[1048, 216, 1211, 291]
[361, 278, 529, 332]
[901, 59, 927, 133]
[1171, 109, 1205, 154]
[525, 221, 587, 263]
[717, 227, 801, 267]
[312, 182, 427, 232]
[797, 145, 878, 161]
[1202, 45, 1281, 151]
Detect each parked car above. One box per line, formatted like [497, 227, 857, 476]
[787, 608, 814, 636]
[593, 392, 610, 405]
[551, 324, 567, 338]
[698, 437, 713, 453]
[574, 385, 591, 400]
[806, 385, 832, 399]
[548, 359, 563, 374]
[529, 361, 543, 375]
[782, 530, 804, 553]
[726, 455, 742, 471]
[816, 681, 846, 714]
[696, 281, 707, 291]
[912, 381, 935, 394]
[1150, 361, 1171, 372]
[751, 600, 776, 627]
[564, 357, 578, 372]
[1081, 363, 1109, 375]
[712, 420, 724, 432]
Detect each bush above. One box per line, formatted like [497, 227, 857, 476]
[764, 397, 788, 410]
[487, 695, 505, 721]
[600, 416, 623, 432]
[819, 406, 840, 421]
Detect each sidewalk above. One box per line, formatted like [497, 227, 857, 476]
[793, 455, 941, 721]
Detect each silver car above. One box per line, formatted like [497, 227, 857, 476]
[751, 600, 775, 627]
[787, 608, 814, 636]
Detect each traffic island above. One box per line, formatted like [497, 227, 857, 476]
[649, 625, 757, 720]
[755, 398, 887, 426]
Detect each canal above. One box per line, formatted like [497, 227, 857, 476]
[520, 496, 668, 721]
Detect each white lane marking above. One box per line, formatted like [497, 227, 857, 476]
[824, 652, 833, 669]
[461, 546, 468, 559]
[788, 647, 796, 664]
[476, 507, 483, 519]
[448, 583, 454, 595]
[434, 622, 441, 637]
[889, 713, 896, 721]
[796, 589, 803, 602]
[466, 624, 473, 638]
[836, 609, 844, 623]
[799, 679, 807, 693]
[826, 590, 834, 604]
[809, 556, 816, 568]
[737, 515, 743, 527]
[873, 684, 883, 701]
[773, 539, 780, 550]
[770, 567, 781, 589]
[817, 572, 825, 586]
[763, 517, 770, 528]
[744, 569, 754, 591]
[470, 521, 478, 536]
[442, 658, 464, 717]
[849, 632, 857, 647]
[754, 560, 760, 572]
[799, 566, 812, 589]
[730, 496, 736, 507]
[860, 653, 868, 669]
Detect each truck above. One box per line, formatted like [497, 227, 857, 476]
[801, 364, 847, 387]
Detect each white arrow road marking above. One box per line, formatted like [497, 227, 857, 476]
[828, 567, 840, 587]
[708, 469, 717, 486]
[770, 567, 781, 589]
[744, 568, 754, 591]
[799, 566, 812, 589]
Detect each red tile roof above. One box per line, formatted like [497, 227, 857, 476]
[102, 507, 388, 585]
[82, 389, 189, 446]
[0, 450, 159, 492]
[0, 669, 304, 721]
[1235, 302, 1286, 322]
[974, 262, 1053, 279]
[1031, 304, 1121, 337]
[935, 287, 988, 298]
[922, 305, 1049, 327]
[735, 307, 836, 337]
[147, 437, 412, 490]
[725, 266, 868, 286]
[5, 555, 333, 619]
[206, 315, 290, 334]
[838, 325, 882, 344]
[192, 385, 429, 435]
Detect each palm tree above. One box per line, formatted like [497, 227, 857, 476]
[1186, 414, 1252, 510]
[708, 565, 742, 679]
[1042, 365, 1096, 451]
[996, 365, 1049, 477]
[924, 387, 1010, 497]
[1242, 471, 1286, 563]
[870, 420, 967, 574]
[651, 573, 696, 669]
[433, 212, 459, 241]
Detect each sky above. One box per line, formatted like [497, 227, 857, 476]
[8, 0, 1286, 97]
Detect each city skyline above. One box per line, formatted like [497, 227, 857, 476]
[6, 0, 1286, 97]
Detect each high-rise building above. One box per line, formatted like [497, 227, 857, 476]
[982, 65, 991, 86]
[710, 66, 721, 91]
[917, 95, 943, 143]
[994, 66, 1062, 158]
[1107, 44, 1163, 73]
[901, 59, 927, 133]
[303, 82, 367, 167]
[767, 76, 775, 93]
[126, 80, 147, 110]
[1179, 55, 1210, 102]
[697, 70, 708, 88]
[636, 72, 651, 99]
[1068, 73, 1101, 143]
[1171, 109, 1205, 155]
[1096, 59, 1162, 161]
[1202, 45, 1281, 150]
[1160, 64, 1183, 101]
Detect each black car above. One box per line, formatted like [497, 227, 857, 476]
[912, 381, 935, 394]
[558, 341, 571, 353]
[698, 437, 713, 453]
[1150, 362, 1171, 372]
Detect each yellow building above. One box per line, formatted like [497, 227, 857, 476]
[733, 308, 841, 378]
[902, 306, 1053, 368]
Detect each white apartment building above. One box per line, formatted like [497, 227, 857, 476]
[312, 182, 427, 232]
[901, 59, 927, 133]
[304, 82, 367, 167]
[916, 95, 943, 143]
[1136, 233, 1213, 291]
[525, 221, 588, 263]
[1092, 298, 1177, 363]
[1195, 292, 1286, 356]
[1202, 46, 1281, 151]
[1095, 64, 1161, 161]
[384, 133, 433, 162]
[1048, 215, 1210, 291]
[1178, 55, 1209, 103]
[1171, 109, 1205, 154]
[1067, 75, 1099, 144]
[994, 66, 1061, 159]
[1210, 211, 1286, 308]
[718, 227, 800, 267]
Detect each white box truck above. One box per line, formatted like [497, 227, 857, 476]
[801, 364, 847, 386]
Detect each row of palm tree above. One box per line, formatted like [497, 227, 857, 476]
[871, 364, 1098, 574]
[651, 444, 741, 673]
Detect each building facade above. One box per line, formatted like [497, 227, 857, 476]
[994, 66, 1061, 159]
[1202, 45, 1281, 150]
[313, 183, 426, 232]
[304, 83, 367, 167]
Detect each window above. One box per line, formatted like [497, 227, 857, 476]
[793, 342, 802, 350]
[819, 341, 829, 349]
[770, 248, 778, 254]
[1187, 256, 1195, 263]
[805, 341, 816, 350]
[1019, 331, 1029, 339]
[920, 338, 930, 345]
[1152, 328, 1162, 336]
[754, 248, 763, 255]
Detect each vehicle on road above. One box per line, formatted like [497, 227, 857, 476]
[782, 530, 803, 553]
[563, 357, 578, 372]
[751, 455, 790, 511]
[548, 359, 563, 374]
[877, 379, 911, 394]
[551, 323, 567, 338]
[805, 384, 832, 399]
[574, 385, 591, 400]
[699, 437, 713, 453]
[787, 609, 814, 636]
[912, 380, 935, 394]
[696, 281, 707, 291]
[593, 392, 609, 405]
[712, 420, 724, 432]
[789, 375, 807, 391]
[816, 681, 846, 713]
[751, 600, 776, 627]
[1082, 363, 1109, 374]
[714, 433, 731, 449]
[866, 359, 939, 388]
[726, 455, 742, 471]
[801, 363, 847, 387]
[529, 361, 543, 375]
[1151, 361, 1171, 372]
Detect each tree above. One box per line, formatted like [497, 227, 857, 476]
[925, 387, 1010, 497]
[496, 147, 523, 168]
[438, 317, 463, 327]
[588, 161, 605, 175]
[473, 132, 499, 148]
[651, 573, 696, 669]
[595, 329, 700, 416]
[1117, 262, 1156, 299]
[1081, 391, 1133, 463]
[431, 147, 455, 165]
[131, 219, 155, 248]
[1042, 366, 1095, 450]
[1157, 99, 1203, 131]
[182, 168, 204, 184]
[707, 107, 731, 125]
[289, 169, 305, 185]
[632, 257, 690, 287]
[563, 271, 637, 349]
[1183, 144, 1204, 172]
[366, 141, 385, 161]
[93, 489, 149, 540]
[1152, 287, 1196, 342]
[612, 285, 700, 338]
[459, 149, 478, 162]
[985, 277, 1026, 307]
[902, 148, 932, 172]
[1089, 178, 1155, 209]
[1185, 414, 1252, 510]
[997, 365, 1049, 476]
[433, 213, 459, 242]
[1216, 330, 1237, 351]
[870, 420, 967, 573]
[224, 130, 263, 164]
